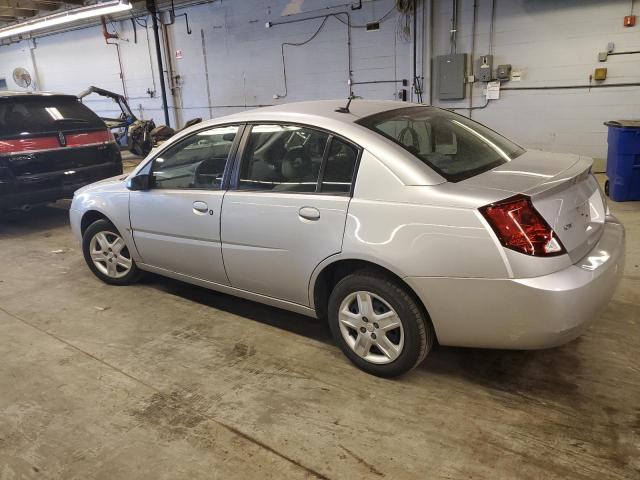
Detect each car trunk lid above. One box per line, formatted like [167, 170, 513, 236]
[0, 95, 118, 190]
[467, 149, 606, 262]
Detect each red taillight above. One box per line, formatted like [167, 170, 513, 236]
[66, 130, 112, 146]
[107, 129, 116, 143]
[479, 194, 566, 257]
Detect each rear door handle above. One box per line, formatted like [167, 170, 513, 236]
[299, 206, 320, 221]
[193, 201, 209, 214]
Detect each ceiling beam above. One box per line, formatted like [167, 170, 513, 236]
[12, 1, 60, 11]
[0, 6, 38, 16]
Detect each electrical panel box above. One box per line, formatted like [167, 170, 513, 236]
[437, 54, 467, 100]
[476, 55, 493, 82]
[496, 64, 512, 81]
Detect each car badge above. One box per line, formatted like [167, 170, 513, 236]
[58, 131, 66, 147]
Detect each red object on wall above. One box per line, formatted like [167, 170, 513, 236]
[624, 15, 636, 27]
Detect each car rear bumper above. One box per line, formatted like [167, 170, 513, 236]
[405, 216, 625, 349]
[0, 162, 122, 210]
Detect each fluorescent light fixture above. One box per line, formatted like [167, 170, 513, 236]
[0, 0, 132, 40]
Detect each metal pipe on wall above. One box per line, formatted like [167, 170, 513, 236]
[468, 0, 477, 117]
[501, 83, 640, 91]
[200, 28, 213, 119]
[148, 0, 170, 126]
[450, 0, 458, 54]
[28, 38, 41, 91]
[160, 19, 182, 127]
[428, 0, 434, 105]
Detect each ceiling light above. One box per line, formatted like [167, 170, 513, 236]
[0, 0, 132, 40]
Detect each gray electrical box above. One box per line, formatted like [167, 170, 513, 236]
[476, 55, 493, 82]
[437, 53, 467, 100]
[496, 64, 512, 81]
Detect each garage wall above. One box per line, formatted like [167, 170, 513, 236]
[430, 0, 640, 163]
[0, 0, 416, 128]
[1, 0, 638, 163]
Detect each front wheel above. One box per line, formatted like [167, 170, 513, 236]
[82, 219, 142, 285]
[328, 270, 434, 377]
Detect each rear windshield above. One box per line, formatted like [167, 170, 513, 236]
[0, 96, 104, 138]
[357, 106, 525, 182]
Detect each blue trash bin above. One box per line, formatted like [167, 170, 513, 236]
[605, 120, 640, 202]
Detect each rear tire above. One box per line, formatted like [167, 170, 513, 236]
[82, 219, 142, 285]
[604, 179, 610, 197]
[328, 270, 434, 377]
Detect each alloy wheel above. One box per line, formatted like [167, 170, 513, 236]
[89, 231, 133, 279]
[338, 291, 405, 364]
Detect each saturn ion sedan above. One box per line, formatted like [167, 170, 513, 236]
[70, 100, 625, 377]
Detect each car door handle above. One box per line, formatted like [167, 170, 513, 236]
[193, 201, 209, 214]
[299, 206, 320, 221]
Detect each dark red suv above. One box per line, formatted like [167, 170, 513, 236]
[0, 91, 123, 211]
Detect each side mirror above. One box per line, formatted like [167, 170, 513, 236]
[127, 173, 152, 191]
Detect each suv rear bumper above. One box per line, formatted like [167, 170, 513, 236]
[0, 162, 122, 210]
[406, 216, 625, 349]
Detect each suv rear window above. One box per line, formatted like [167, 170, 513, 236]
[0, 96, 104, 137]
[357, 106, 525, 182]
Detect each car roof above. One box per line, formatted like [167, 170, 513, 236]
[0, 90, 76, 100]
[218, 99, 413, 125]
[157, 99, 446, 187]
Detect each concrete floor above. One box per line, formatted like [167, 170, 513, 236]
[0, 173, 638, 479]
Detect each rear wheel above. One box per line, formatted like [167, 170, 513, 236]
[604, 179, 610, 197]
[328, 270, 434, 377]
[82, 219, 142, 285]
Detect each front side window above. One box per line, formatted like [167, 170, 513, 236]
[357, 106, 525, 182]
[151, 125, 239, 189]
[239, 125, 329, 192]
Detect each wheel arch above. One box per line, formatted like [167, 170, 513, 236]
[80, 210, 111, 236]
[80, 210, 113, 236]
[310, 257, 434, 334]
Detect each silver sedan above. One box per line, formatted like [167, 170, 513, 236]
[70, 100, 625, 377]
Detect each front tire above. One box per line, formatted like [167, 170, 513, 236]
[328, 270, 434, 377]
[82, 219, 142, 285]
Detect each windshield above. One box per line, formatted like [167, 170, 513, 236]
[357, 106, 525, 182]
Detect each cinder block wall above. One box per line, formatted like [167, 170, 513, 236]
[1, 0, 638, 163]
[430, 0, 640, 165]
[0, 0, 413, 128]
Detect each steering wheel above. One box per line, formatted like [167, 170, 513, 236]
[398, 126, 421, 152]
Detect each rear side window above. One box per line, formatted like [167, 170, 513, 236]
[321, 138, 358, 193]
[0, 96, 104, 137]
[357, 106, 525, 182]
[239, 125, 329, 192]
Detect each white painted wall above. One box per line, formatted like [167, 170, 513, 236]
[430, 0, 640, 163]
[0, 0, 414, 128]
[1, 0, 638, 163]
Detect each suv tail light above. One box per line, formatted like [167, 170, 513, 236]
[479, 194, 566, 257]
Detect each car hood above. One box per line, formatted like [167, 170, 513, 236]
[460, 149, 589, 194]
[74, 174, 128, 196]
